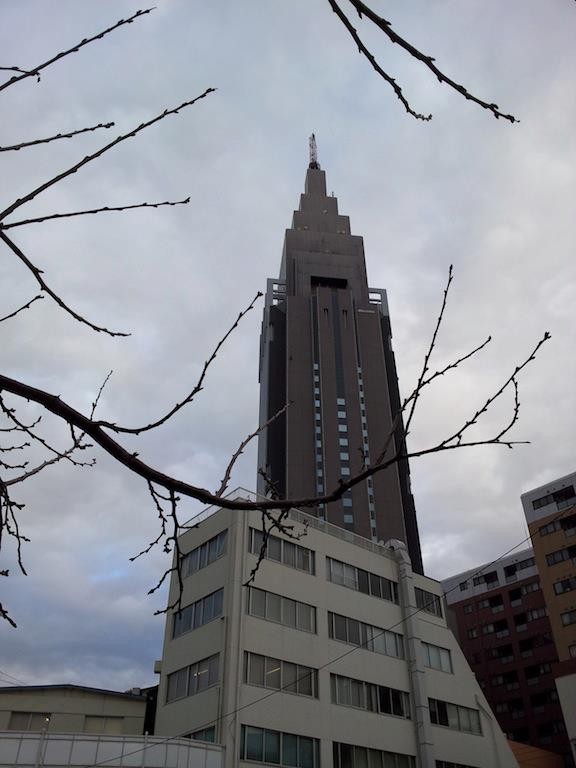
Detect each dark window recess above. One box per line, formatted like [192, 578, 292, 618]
[415, 587, 443, 617]
[533, 485, 576, 510]
[473, 570, 498, 586]
[311, 275, 348, 290]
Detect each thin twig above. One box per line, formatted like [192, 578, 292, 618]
[344, 0, 518, 122]
[0, 122, 114, 153]
[91, 371, 114, 419]
[0, 89, 215, 222]
[0, 231, 129, 337]
[96, 292, 262, 434]
[327, 0, 431, 121]
[0, 295, 43, 324]
[0, 8, 154, 93]
[216, 403, 291, 498]
[3, 198, 190, 229]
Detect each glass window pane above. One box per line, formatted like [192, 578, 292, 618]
[268, 536, 282, 562]
[372, 629, 386, 655]
[284, 541, 296, 567]
[283, 661, 298, 693]
[267, 592, 282, 622]
[250, 588, 266, 617]
[216, 530, 227, 556]
[265, 657, 282, 689]
[368, 749, 383, 768]
[348, 619, 360, 645]
[358, 569, 370, 594]
[282, 734, 298, 767]
[333, 613, 347, 641]
[251, 528, 264, 555]
[208, 655, 219, 686]
[245, 726, 264, 761]
[351, 679, 364, 708]
[378, 686, 391, 714]
[201, 593, 213, 625]
[297, 602, 313, 632]
[298, 737, 314, 768]
[213, 588, 223, 618]
[297, 666, 313, 697]
[344, 564, 357, 589]
[208, 537, 219, 563]
[248, 653, 265, 686]
[331, 560, 345, 585]
[264, 730, 280, 764]
[337, 676, 351, 705]
[369, 573, 382, 598]
[391, 689, 404, 716]
[283, 598, 297, 627]
[199, 543, 208, 569]
[447, 703, 459, 729]
[188, 548, 199, 574]
[297, 547, 310, 572]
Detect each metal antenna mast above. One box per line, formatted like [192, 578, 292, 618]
[308, 133, 320, 170]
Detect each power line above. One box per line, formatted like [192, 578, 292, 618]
[78, 506, 561, 768]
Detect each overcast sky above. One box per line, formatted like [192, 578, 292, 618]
[0, 0, 574, 691]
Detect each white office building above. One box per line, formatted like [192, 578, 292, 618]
[154, 492, 518, 768]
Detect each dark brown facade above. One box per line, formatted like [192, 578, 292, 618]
[445, 554, 571, 760]
[258, 164, 423, 573]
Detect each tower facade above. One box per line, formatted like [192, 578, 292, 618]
[258, 159, 423, 573]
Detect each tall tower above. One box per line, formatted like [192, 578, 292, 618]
[258, 143, 423, 574]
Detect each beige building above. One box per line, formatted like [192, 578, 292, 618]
[521, 471, 576, 764]
[154, 492, 519, 768]
[0, 684, 146, 735]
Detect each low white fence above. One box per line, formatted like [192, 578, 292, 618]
[0, 732, 223, 768]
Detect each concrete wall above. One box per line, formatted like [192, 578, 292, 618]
[0, 688, 145, 735]
[155, 502, 519, 768]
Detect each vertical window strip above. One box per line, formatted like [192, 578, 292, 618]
[429, 698, 482, 735]
[249, 528, 315, 575]
[181, 530, 227, 578]
[422, 642, 453, 673]
[327, 557, 399, 604]
[240, 725, 320, 767]
[330, 674, 410, 719]
[166, 654, 219, 702]
[333, 741, 416, 768]
[245, 652, 318, 698]
[328, 611, 404, 659]
[172, 588, 224, 639]
[248, 587, 316, 633]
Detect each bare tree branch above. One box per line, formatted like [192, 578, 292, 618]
[0, 231, 129, 337]
[216, 403, 291, 498]
[0, 66, 40, 83]
[2, 198, 191, 229]
[0, 89, 215, 223]
[0, 329, 551, 515]
[326, 0, 432, 121]
[96, 292, 262, 434]
[0, 122, 115, 153]
[90, 371, 114, 419]
[4, 440, 94, 487]
[0, 8, 155, 93]
[0, 295, 44, 324]
[342, 0, 518, 122]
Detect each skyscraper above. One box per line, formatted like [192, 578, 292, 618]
[258, 143, 423, 573]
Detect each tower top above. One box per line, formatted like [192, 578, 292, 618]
[308, 133, 320, 170]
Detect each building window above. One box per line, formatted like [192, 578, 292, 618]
[339, 438, 348, 447]
[561, 609, 576, 626]
[173, 588, 223, 639]
[554, 576, 576, 595]
[422, 642, 453, 673]
[546, 546, 576, 565]
[240, 725, 320, 767]
[459, 581, 468, 592]
[84, 717, 124, 735]
[333, 742, 416, 768]
[189, 727, 215, 742]
[415, 587, 443, 617]
[247, 587, 316, 633]
[326, 557, 399, 603]
[328, 611, 404, 658]
[467, 628, 478, 639]
[181, 530, 227, 578]
[245, 652, 318, 698]
[342, 498, 352, 507]
[339, 452, 350, 461]
[343, 514, 354, 524]
[330, 674, 410, 719]
[436, 763, 479, 768]
[337, 410, 347, 418]
[166, 654, 219, 703]
[463, 604, 473, 614]
[340, 467, 350, 476]
[428, 699, 481, 735]
[8, 712, 51, 731]
[338, 424, 347, 433]
[569, 644, 576, 658]
[337, 397, 346, 405]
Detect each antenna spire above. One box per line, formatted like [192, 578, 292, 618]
[308, 133, 320, 170]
